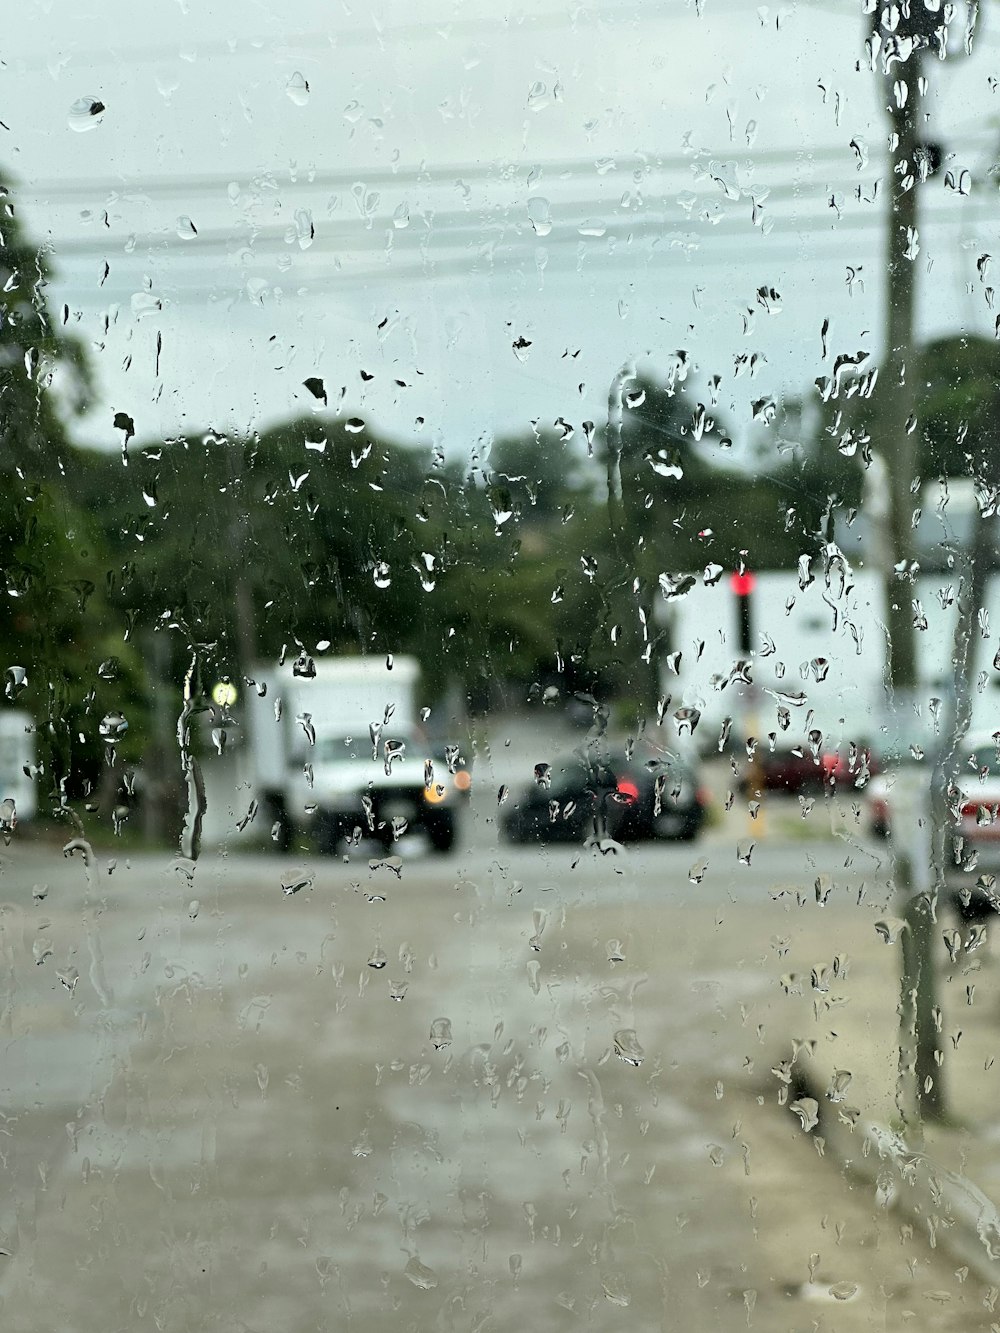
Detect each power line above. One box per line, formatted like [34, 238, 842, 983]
[7, 1, 863, 75]
[23, 134, 988, 202]
[36, 186, 996, 275]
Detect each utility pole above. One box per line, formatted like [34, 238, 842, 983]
[869, 3, 946, 1126]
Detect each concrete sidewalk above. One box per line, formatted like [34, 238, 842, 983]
[735, 812, 1000, 1292]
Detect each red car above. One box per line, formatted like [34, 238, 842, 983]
[742, 742, 878, 796]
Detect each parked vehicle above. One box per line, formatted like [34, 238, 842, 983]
[246, 655, 470, 854]
[501, 747, 707, 845]
[865, 732, 1000, 920]
[742, 740, 878, 797]
[610, 748, 708, 842]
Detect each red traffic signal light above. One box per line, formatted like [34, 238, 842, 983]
[730, 570, 756, 597]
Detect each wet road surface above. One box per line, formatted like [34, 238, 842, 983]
[0, 832, 993, 1331]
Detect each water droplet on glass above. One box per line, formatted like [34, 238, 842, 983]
[673, 706, 701, 737]
[281, 872, 314, 897]
[403, 1256, 438, 1289]
[292, 653, 316, 678]
[285, 71, 310, 106]
[367, 946, 387, 970]
[828, 1281, 859, 1302]
[534, 763, 551, 788]
[384, 738, 405, 776]
[0, 798, 16, 844]
[602, 1275, 631, 1307]
[373, 562, 391, 589]
[4, 666, 27, 700]
[875, 917, 905, 943]
[99, 711, 128, 744]
[58, 965, 79, 993]
[67, 96, 105, 132]
[790, 1096, 819, 1132]
[187, 899, 200, 920]
[527, 196, 552, 236]
[613, 1028, 644, 1066]
[429, 1016, 452, 1050]
[292, 208, 314, 249]
[176, 216, 198, 239]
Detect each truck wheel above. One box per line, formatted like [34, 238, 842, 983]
[427, 813, 456, 854]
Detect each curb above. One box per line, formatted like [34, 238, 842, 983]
[791, 1065, 1000, 1285]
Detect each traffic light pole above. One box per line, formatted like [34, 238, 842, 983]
[732, 569, 765, 837]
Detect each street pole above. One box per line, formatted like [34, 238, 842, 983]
[870, 10, 944, 1126]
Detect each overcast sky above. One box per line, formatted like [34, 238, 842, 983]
[4, 0, 999, 459]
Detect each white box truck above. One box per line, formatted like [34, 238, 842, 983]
[658, 567, 1000, 756]
[246, 654, 469, 853]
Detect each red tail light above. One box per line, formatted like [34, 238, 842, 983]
[615, 778, 640, 804]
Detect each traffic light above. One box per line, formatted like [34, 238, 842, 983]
[730, 569, 756, 655]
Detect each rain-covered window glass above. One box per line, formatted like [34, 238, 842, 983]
[5, 1, 1000, 1327]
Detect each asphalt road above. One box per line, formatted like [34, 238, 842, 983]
[0, 821, 993, 1331]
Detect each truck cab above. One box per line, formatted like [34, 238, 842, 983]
[247, 655, 470, 854]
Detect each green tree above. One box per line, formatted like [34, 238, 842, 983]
[0, 174, 130, 810]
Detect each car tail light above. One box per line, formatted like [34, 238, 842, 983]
[962, 801, 998, 825]
[615, 778, 639, 804]
[697, 786, 711, 808]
